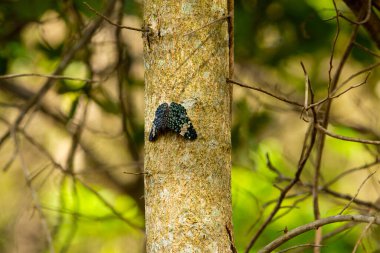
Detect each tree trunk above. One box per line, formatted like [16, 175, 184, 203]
[143, 0, 234, 252]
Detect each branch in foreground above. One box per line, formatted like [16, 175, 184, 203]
[316, 124, 380, 145]
[258, 215, 380, 253]
[352, 216, 376, 253]
[245, 113, 318, 252]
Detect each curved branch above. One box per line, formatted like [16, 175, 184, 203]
[316, 124, 380, 145]
[258, 215, 379, 253]
[343, 0, 380, 49]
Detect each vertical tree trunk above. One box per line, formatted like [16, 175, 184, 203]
[143, 0, 234, 252]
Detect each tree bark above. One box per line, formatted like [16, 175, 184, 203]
[143, 0, 234, 252]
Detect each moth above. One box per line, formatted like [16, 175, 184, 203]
[149, 102, 197, 141]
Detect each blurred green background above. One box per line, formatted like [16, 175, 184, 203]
[0, 0, 380, 252]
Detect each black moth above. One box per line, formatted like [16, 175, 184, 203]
[149, 102, 197, 141]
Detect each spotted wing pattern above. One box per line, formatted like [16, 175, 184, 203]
[167, 102, 197, 140]
[149, 103, 169, 141]
[149, 102, 197, 141]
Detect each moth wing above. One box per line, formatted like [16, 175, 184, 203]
[149, 103, 169, 141]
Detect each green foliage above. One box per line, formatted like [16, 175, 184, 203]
[45, 178, 143, 253]
[235, 0, 335, 65]
[123, 0, 142, 16]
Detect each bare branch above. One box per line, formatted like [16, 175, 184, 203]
[352, 216, 376, 253]
[0, 73, 98, 82]
[245, 111, 318, 252]
[339, 0, 372, 25]
[339, 171, 376, 215]
[353, 41, 380, 58]
[13, 131, 55, 253]
[334, 61, 380, 93]
[322, 222, 356, 241]
[322, 187, 380, 211]
[328, 0, 341, 90]
[258, 215, 380, 253]
[227, 78, 303, 107]
[330, 73, 370, 99]
[301, 62, 310, 112]
[77, 178, 144, 231]
[305, 73, 370, 111]
[83, 2, 149, 32]
[183, 15, 230, 37]
[277, 244, 323, 253]
[0, 0, 118, 147]
[316, 124, 380, 145]
[324, 158, 380, 188]
[343, 0, 380, 48]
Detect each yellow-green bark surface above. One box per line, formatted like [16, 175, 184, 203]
[144, 0, 233, 252]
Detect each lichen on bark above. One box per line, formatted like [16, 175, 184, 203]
[143, 0, 233, 252]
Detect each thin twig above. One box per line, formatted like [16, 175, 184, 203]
[339, 171, 376, 215]
[312, 22, 360, 252]
[227, 78, 303, 107]
[338, 0, 372, 25]
[301, 62, 310, 112]
[334, 61, 380, 93]
[245, 106, 318, 252]
[301, 60, 323, 253]
[0, 73, 98, 82]
[66, 98, 89, 172]
[20, 130, 66, 172]
[77, 178, 144, 231]
[258, 215, 380, 253]
[271, 193, 311, 223]
[304, 73, 370, 110]
[316, 124, 380, 145]
[330, 73, 370, 99]
[324, 158, 380, 188]
[328, 0, 340, 91]
[322, 222, 356, 241]
[342, 0, 380, 48]
[277, 244, 324, 253]
[331, 22, 360, 93]
[352, 217, 376, 253]
[12, 131, 55, 253]
[123, 171, 148, 175]
[353, 41, 380, 58]
[183, 15, 230, 37]
[83, 2, 149, 32]
[322, 187, 380, 211]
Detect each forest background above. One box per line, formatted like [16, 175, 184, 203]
[1, 0, 380, 252]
